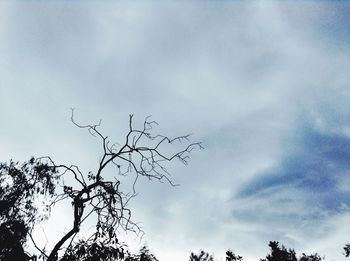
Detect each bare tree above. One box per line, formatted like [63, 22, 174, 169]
[47, 111, 202, 260]
[0, 111, 201, 261]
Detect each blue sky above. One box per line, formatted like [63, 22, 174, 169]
[1, 1, 350, 260]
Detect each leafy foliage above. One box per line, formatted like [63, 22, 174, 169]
[61, 239, 126, 261]
[260, 241, 325, 261]
[189, 250, 214, 261]
[190, 242, 326, 261]
[0, 220, 30, 260]
[0, 158, 58, 260]
[260, 241, 297, 261]
[226, 250, 243, 261]
[299, 253, 323, 261]
[0, 158, 58, 223]
[345, 244, 350, 258]
[125, 246, 159, 261]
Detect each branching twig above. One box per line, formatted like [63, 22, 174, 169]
[41, 111, 202, 260]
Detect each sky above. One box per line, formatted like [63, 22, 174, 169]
[1, 1, 350, 260]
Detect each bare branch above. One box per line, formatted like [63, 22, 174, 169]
[38, 112, 202, 260]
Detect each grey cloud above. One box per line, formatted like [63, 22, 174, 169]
[1, 2, 350, 261]
[236, 104, 350, 215]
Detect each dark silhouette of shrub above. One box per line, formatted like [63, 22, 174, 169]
[299, 253, 323, 261]
[189, 250, 214, 261]
[125, 246, 159, 261]
[260, 241, 297, 261]
[226, 250, 243, 261]
[189, 242, 326, 261]
[344, 244, 350, 258]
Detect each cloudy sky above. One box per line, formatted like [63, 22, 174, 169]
[1, 1, 350, 260]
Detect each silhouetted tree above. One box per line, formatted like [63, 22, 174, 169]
[188, 243, 327, 261]
[60, 238, 126, 261]
[226, 250, 243, 261]
[260, 241, 325, 261]
[0, 220, 31, 260]
[344, 244, 350, 258]
[260, 241, 297, 261]
[125, 246, 158, 261]
[299, 253, 323, 261]
[189, 250, 214, 261]
[0, 111, 201, 261]
[0, 158, 58, 260]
